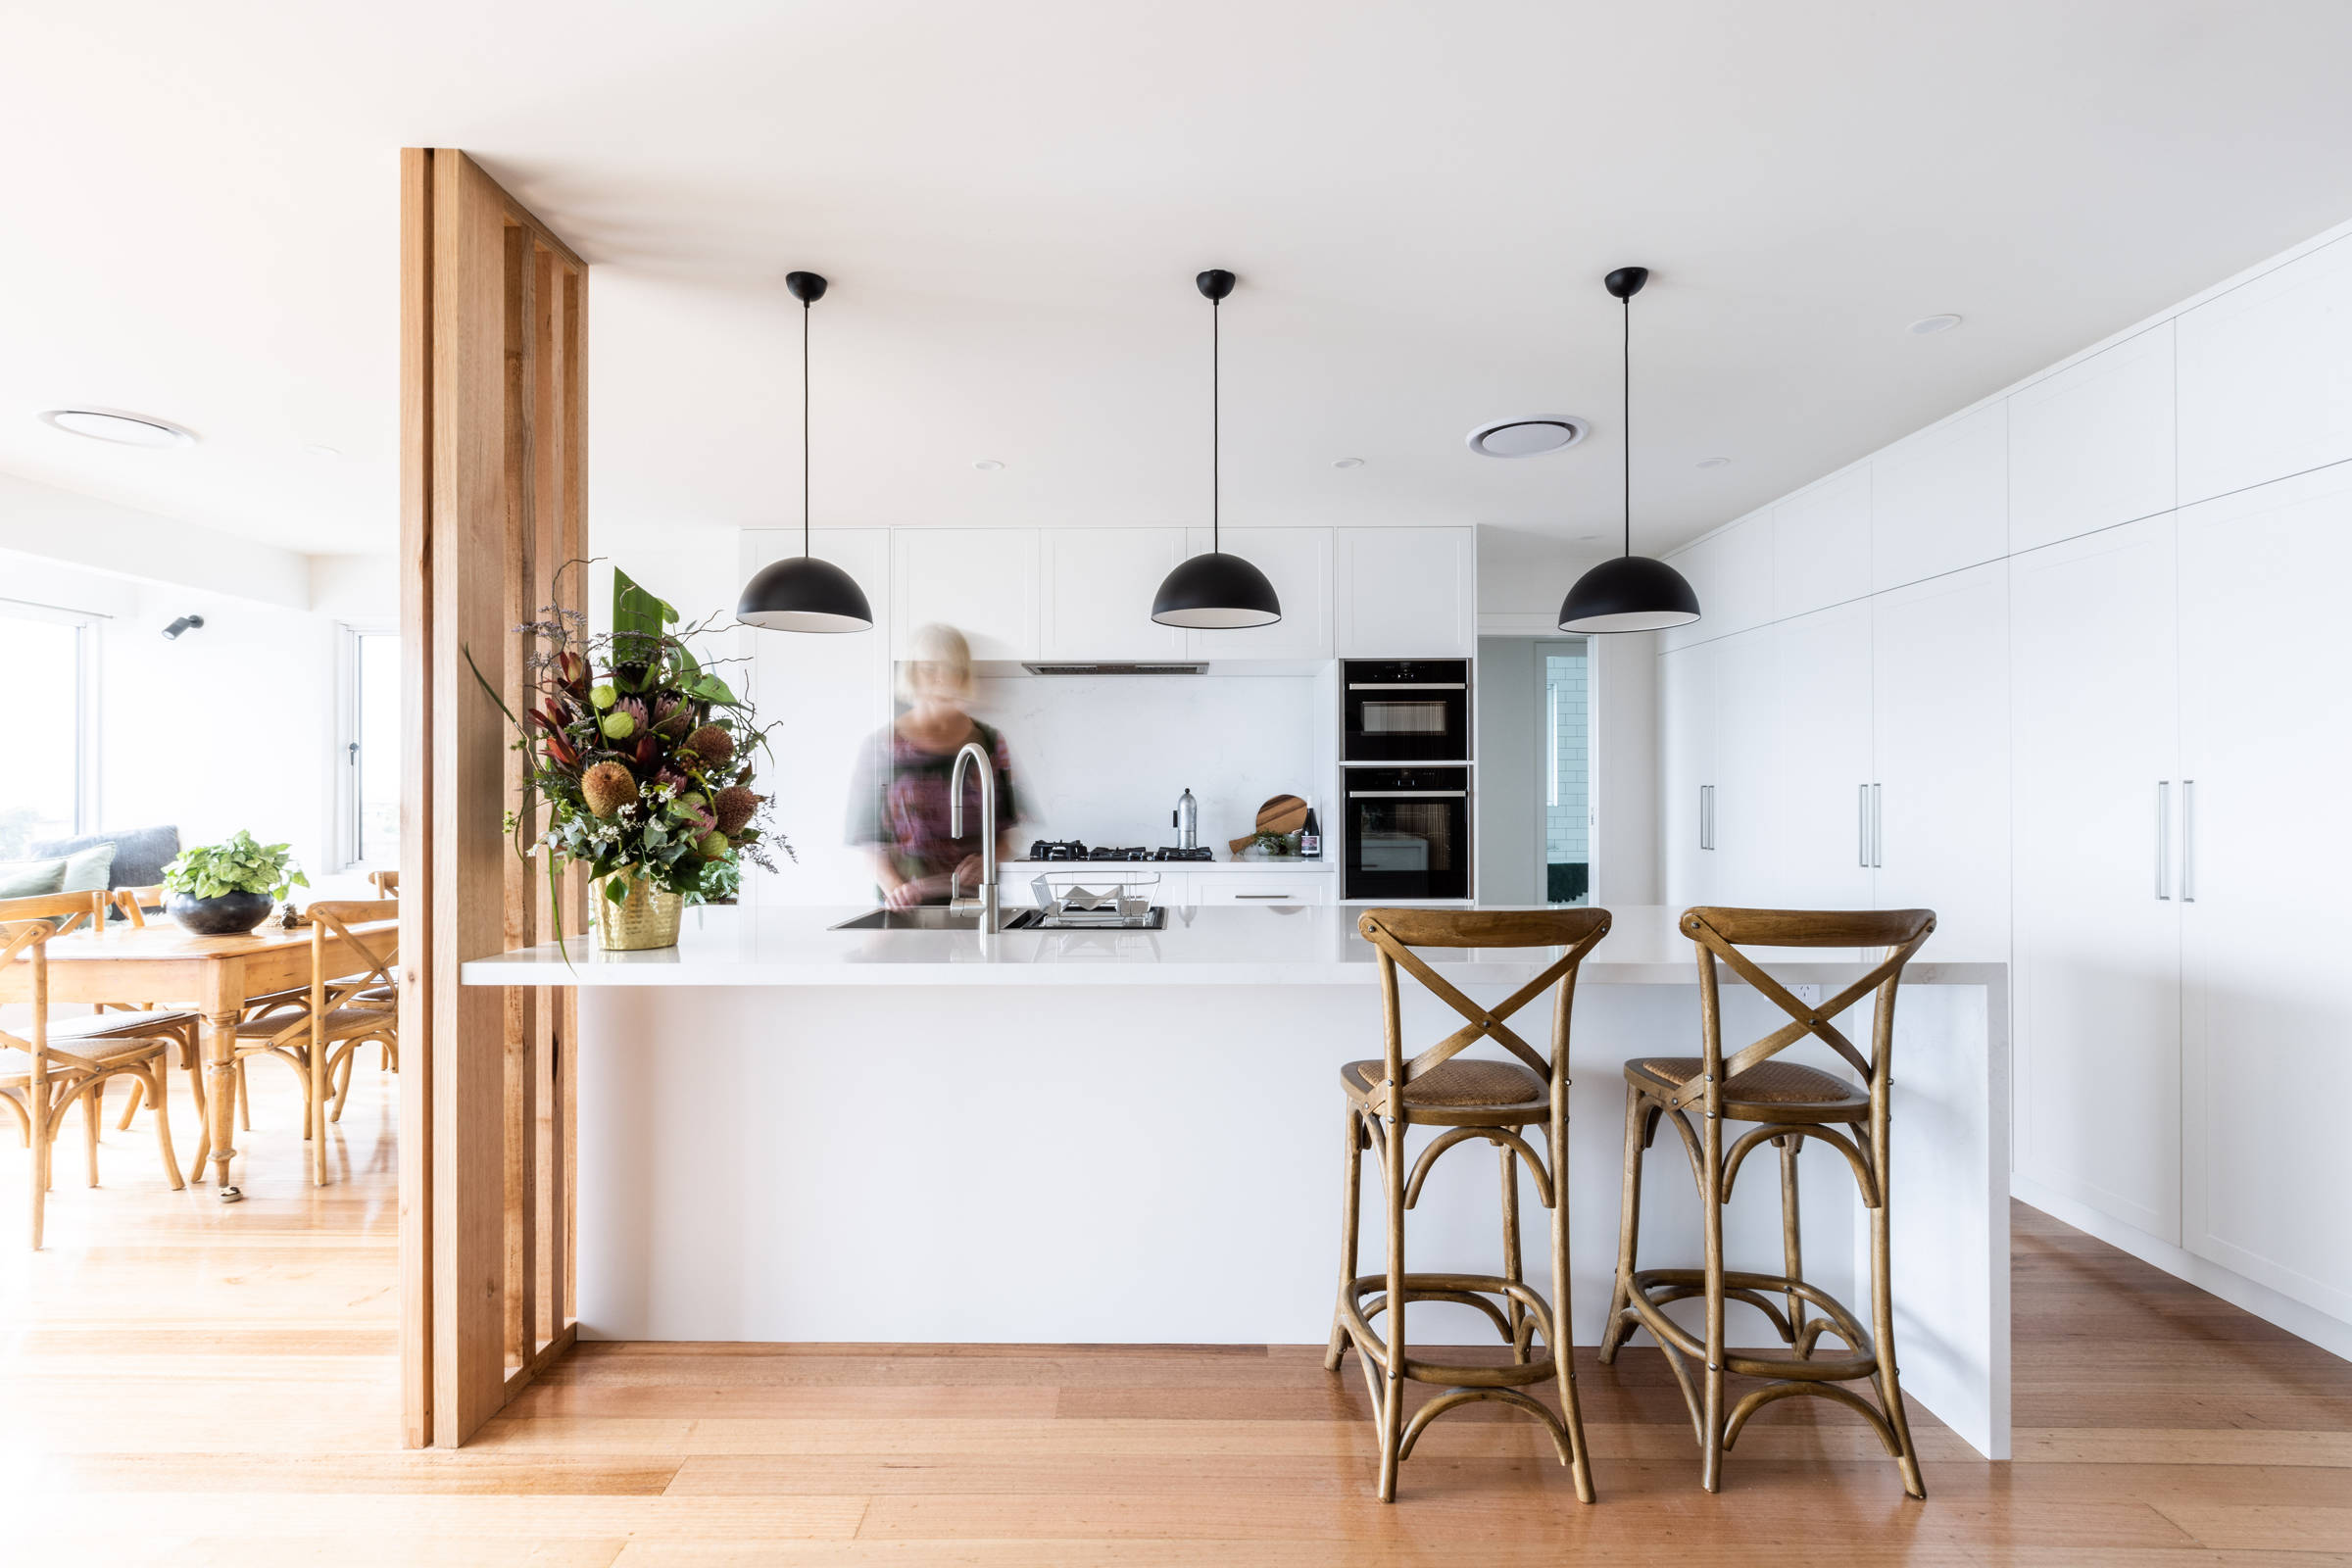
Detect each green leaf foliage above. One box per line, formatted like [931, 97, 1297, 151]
[161, 830, 311, 902]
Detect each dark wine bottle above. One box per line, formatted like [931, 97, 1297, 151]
[1299, 808, 1322, 859]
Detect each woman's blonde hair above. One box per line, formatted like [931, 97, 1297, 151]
[897, 622, 976, 705]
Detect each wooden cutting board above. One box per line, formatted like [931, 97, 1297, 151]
[1229, 794, 1309, 856]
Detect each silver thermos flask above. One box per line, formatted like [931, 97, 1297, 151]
[1174, 788, 1199, 852]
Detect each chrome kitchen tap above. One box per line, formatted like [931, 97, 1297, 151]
[950, 739, 1001, 933]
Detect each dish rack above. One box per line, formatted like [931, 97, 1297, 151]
[1027, 870, 1160, 927]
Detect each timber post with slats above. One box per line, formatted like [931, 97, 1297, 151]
[399, 147, 588, 1448]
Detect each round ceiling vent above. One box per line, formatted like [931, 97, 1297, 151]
[1466, 416, 1588, 459]
[39, 408, 197, 448]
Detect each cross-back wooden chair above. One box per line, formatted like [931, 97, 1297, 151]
[1, 893, 186, 1248]
[1600, 905, 1936, 1498]
[228, 900, 398, 1186]
[1328, 906, 1612, 1504]
[97, 885, 212, 1135]
[367, 869, 399, 898]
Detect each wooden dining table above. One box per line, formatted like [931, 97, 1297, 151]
[0, 915, 399, 1200]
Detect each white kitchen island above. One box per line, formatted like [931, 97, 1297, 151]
[463, 903, 2010, 1458]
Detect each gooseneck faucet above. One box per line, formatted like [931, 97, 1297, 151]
[949, 739, 1001, 933]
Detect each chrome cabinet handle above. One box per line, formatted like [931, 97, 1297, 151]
[1873, 783, 1884, 868]
[2181, 779, 2196, 903]
[1234, 893, 1295, 900]
[1347, 790, 1467, 799]
[2155, 781, 2172, 900]
[1859, 784, 1871, 868]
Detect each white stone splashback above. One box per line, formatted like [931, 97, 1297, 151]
[969, 671, 1322, 850]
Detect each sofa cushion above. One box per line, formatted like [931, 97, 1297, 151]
[59, 842, 115, 896]
[0, 858, 69, 900]
[30, 826, 178, 893]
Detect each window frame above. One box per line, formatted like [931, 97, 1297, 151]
[0, 597, 102, 845]
[333, 622, 400, 871]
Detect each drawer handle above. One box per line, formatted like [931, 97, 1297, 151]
[1235, 893, 1295, 899]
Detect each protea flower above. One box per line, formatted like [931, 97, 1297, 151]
[581, 760, 638, 819]
[713, 785, 762, 837]
[651, 695, 693, 738]
[633, 733, 661, 765]
[683, 723, 735, 770]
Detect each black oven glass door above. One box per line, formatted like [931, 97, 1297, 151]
[1346, 777, 1470, 901]
[1343, 663, 1468, 761]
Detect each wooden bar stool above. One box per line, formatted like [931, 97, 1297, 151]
[1600, 906, 1936, 1497]
[1326, 906, 1611, 1503]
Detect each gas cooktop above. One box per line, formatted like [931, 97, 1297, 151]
[1026, 840, 1215, 862]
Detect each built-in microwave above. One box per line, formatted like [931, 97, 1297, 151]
[1344, 766, 1471, 902]
[1342, 660, 1470, 763]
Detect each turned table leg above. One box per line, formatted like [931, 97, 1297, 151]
[206, 1009, 242, 1201]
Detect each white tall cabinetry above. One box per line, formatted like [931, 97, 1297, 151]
[1653, 222, 2352, 1349]
[2008, 516, 2181, 1242]
[2178, 466, 2352, 1322]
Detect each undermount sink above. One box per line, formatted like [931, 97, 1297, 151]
[828, 906, 990, 931]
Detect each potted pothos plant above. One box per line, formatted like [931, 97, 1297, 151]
[477, 565, 787, 951]
[161, 830, 310, 936]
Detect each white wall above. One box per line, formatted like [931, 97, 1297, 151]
[971, 673, 1320, 853]
[2, 525, 393, 900]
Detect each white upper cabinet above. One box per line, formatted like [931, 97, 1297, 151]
[1773, 467, 1872, 619]
[2008, 323, 2176, 555]
[1662, 511, 1773, 653]
[892, 528, 1040, 662]
[1334, 526, 1474, 658]
[1870, 402, 2006, 592]
[1039, 528, 1188, 662]
[1658, 641, 1718, 906]
[2178, 234, 2352, 505]
[1182, 527, 1333, 661]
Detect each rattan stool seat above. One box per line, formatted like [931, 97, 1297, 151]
[1341, 1055, 1545, 1109]
[1626, 1055, 1865, 1107]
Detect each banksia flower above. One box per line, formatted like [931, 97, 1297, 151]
[683, 723, 735, 770]
[581, 760, 638, 819]
[712, 785, 761, 837]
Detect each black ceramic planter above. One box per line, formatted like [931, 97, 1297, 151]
[167, 890, 276, 936]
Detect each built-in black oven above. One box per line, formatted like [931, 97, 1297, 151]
[1342, 660, 1470, 763]
[1344, 766, 1471, 902]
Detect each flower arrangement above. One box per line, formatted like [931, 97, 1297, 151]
[476, 565, 787, 944]
[162, 830, 310, 902]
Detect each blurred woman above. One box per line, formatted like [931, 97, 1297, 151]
[847, 623, 1022, 907]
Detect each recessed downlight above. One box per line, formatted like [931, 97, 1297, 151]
[972, 459, 1004, 471]
[1695, 456, 1733, 469]
[1907, 314, 1963, 336]
[1466, 416, 1589, 459]
[39, 408, 197, 448]
[1332, 457, 1364, 469]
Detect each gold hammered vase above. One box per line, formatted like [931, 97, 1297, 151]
[596, 874, 684, 951]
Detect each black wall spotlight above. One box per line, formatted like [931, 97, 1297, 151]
[161, 614, 206, 640]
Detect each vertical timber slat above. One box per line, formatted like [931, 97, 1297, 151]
[396, 146, 437, 1452]
[402, 148, 587, 1447]
[500, 221, 541, 1370]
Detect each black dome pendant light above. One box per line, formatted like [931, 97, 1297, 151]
[1152, 269, 1282, 629]
[736, 270, 876, 633]
[1557, 267, 1702, 634]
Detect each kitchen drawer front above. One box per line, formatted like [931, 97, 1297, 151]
[1188, 872, 1333, 906]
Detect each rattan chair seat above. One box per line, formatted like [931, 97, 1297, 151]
[1, 1035, 172, 1081]
[37, 1009, 198, 1041]
[1342, 1054, 1547, 1108]
[235, 1007, 396, 1042]
[1626, 1056, 1863, 1105]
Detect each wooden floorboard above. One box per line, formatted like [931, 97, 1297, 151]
[4, 1061, 2349, 1565]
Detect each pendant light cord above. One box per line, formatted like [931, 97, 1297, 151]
[1211, 295, 1221, 553]
[1621, 290, 1632, 561]
[802, 297, 812, 559]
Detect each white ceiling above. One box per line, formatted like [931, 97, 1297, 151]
[7, 0, 2352, 564]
